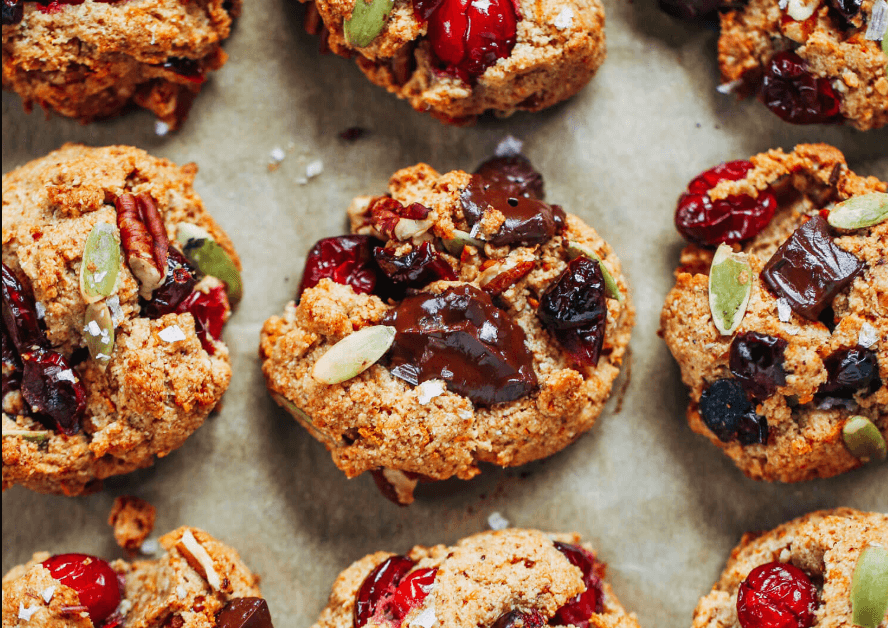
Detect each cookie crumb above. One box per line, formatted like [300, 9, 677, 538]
[108, 496, 157, 553]
[40, 586, 55, 603]
[494, 135, 523, 157]
[158, 325, 186, 343]
[859, 322, 878, 348]
[487, 512, 510, 530]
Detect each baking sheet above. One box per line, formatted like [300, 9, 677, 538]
[2, 0, 888, 624]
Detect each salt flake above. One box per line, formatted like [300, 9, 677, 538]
[41, 586, 56, 603]
[269, 147, 286, 164]
[158, 325, 186, 343]
[154, 121, 170, 137]
[140, 539, 160, 555]
[417, 380, 446, 404]
[305, 160, 324, 179]
[87, 320, 102, 337]
[35, 301, 46, 319]
[410, 606, 437, 628]
[487, 511, 510, 531]
[865, 0, 887, 40]
[553, 7, 574, 28]
[107, 295, 124, 326]
[56, 369, 76, 383]
[859, 323, 878, 348]
[716, 79, 743, 95]
[18, 603, 38, 621]
[494, 135, 523, 157]
[777, 298, 792, 323]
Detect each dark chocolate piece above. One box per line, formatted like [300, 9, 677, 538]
[215, 598, 274, 628]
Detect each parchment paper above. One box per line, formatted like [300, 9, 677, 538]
[3, 0, 887, 624]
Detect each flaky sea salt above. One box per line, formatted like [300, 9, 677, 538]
[86, 320, 102, 337]
[777, 298, 792, 323]
[410, 606, 437, 628]
[140, 539, 160, 555]
[18, 603, 38, 621]
[107, 295, 124, 327]
[154, 121, 170, 137]
[553, 7, 574, 28]
[417, 380, 446, 404]
[41, 586, 55, 603]
[305, 160, 324, 179]
[487, 512, 510, 531]
[859, 322, 878, 348]
[865, 0, 887, 40]
[269, 147, 286, 164]
[716, 79, 744, 95]
[158, 325, 186, 343]
[35, 301, 45, 319]
[495, 135, 523, 157]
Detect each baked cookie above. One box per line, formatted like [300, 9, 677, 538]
[1, 0, 241, 129]
[2, 143, 243, 495]
[312, 528, 639, 628]
[693, 508, 888, 628]
[659, 0, 888, 130]
[260, 155, 634, 504]
[2, 526, 275, 628]
[660, 143, 887, 482]
[301, 0, 606, 124]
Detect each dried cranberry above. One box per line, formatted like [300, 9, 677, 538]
[674, 160, 777, 246]
[829, 0, 861, 21]
[491, 610, 546, 628]
[818, 346, 882, 398]
[388, 567, 438, 620]
[761, 216, 864, 320]
[422, 0, 518, 82]
[761, 52, 841, 125]
[2, 0, 23, 25]
[552, 542, 603, 627]
[729, 332, 788, 400]
[474, 155, 546, 200]
[699, 379, 769, 445]
[176, 285, 230, 355]
[215, 598, 275, 628]
[21, 347, 87, 435]
[162, 57, 205, 83]
[141, 248, 199, 319]
[382, 284, 538, 406]
[374, 242, 456, 287]
[354, 555, 415, 627]
[2, 263, 45, 353]
[42, 554, 122, 625]
[298, 235, 383, 300]
[2, 324, 23, 398]
[537, 257, 607, 368]
[736, 562, 818, 628]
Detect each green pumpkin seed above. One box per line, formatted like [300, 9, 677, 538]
[83, 302, 115, 364]
[1, 429, 51, 443]
[312, 325, 395, 384]
[566, 241, 623, 301]
[708, 244, 753, 336]
[843, 416, 887, 462]
[828, 193, 888, 230]
[79, 222, 120, 304]
[442, 230, 484, 256]
[344, 0, 395, 47]
[851, 545, 888, 628]
[177, 223, 243, 305]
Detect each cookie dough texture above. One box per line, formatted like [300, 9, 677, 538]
[693, 508, 888, 628]
[260, 163, 634, 499]
[2, 143, 240, 495]
[1, 526, 263, 628]
[312, 528, 640, 628]
[304, 0, 606, 124]
[660, 143, 887, 483]
[1, 0, 241, 128]
[718, 0, 888, 130]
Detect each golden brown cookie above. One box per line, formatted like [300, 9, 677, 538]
[2, 143, 243, 495]
[693, 508, 888, 628]
[260, 155, 634, 504]
[660, 143, 887, 482]
[312, 528, 639, 628]
[301, 0, 606, 124]
[1, 0, 241, 129]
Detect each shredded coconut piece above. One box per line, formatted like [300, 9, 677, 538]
[305, 160, 324, 179]
[716, 79, 744, 94]
[494, 135, 523, 157]
[140, 539, 160, 555]
[487, 512, 510, 531]
[269, 147, 286, 164]
[176, 584, 188, 600]
[417, 380, 446, 404]
[18, 603, 38, 621]
[158, 325, 186, 343]
[41, 586, 56, 603]
[35, 301, 45, 319]
[866, 0, 888, 39]
[154, 121, 170, 136]
[410, 606, 437, 628]
[777, 298, 792, 323]
[859, 322, 878, 348]
[180, 529, 222, 590]
[553, 7, 574, 28]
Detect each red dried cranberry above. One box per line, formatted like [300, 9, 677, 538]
[2, 0, 23, 25]
[422, 0, 518, 82]
[2, 263, 45, 353]
[538, 257, 607, 368]
[674, 160, 777, 246]
[474, 155, 546, 200]
[760, 216, 864, 320]
[175, 285, 230, 355]
[736, 562, 818, 628]
[387, 567, 438, 620]
[21, 347, 87, 435]
[298, 235, 383, 300]
[818, 346, 881, 398]
[42, 554, 122, 625]
[373, 242, 457, 288]
[729, 332, 788, 400]
[215, 597, 275, 628]
[354, 555, 415, 627]
[491, 610, 546, 628]
[699, 379, 769, 445]
[382, 285, 538, 406]
[552, 542, 603, 627]
[141, 248, 199, 319]
[761, 52, 841, 125]
[2, 324, 23, 398]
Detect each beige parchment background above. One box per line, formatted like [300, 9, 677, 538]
[2, 0, 887, 624]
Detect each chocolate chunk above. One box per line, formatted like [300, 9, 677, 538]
[215, 598, 274, 628]
[373, 242, 456, 287]
[474, 155, 546, 200]
[761, 216, 864, 320]
[381, 285, 538, 406]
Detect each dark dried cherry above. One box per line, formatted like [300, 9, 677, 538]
[2, 0, 23, 25]
[215, 597, 275, 628]
[382, 284, 538, 406]
[374, 242, 456, 287]
[818, 346, 881, 398]
[474, 155, 545, 200]
[675, 160, 777, 247]
[298, 235, 383, 300]
[729, 332, 788, 400]
[699, 379, 769, 445]
[141, 248, 199, 319]
[829, 0, 861, 20]
[736, 562, 818, 628]
[354, 555, 415, 627]
[761, 52, 841, 125]
[176, 285, 230, 355]
[491, 610, 546, 628]
[2, 263, 44, 352]
[552, 542, 603, 627]
[21, 348, 87, 434]
[538, 257, 607, 368]
[42, 554, 122, 625]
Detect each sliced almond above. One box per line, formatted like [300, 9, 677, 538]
[393, 218, 434, 241]
[708, 244, 753, 335]
[177, 529, 222, 590]
[312, 325, 396, 385]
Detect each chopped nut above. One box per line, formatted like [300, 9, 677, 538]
[479, 259, 534, 296]
[116, 193, 169, 299]
[177, 530, 222, 590]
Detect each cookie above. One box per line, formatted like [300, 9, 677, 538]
[659, 143, 887, 482]
[2, 143, 243, 495]
[312, 528, 639, 628]
[108, 495, 157, 554]
[260, 155, 634, 504]
[301, 0, 606, 124]
[1, 526, 275, 628]
[1, 0, 241, 129]
[693, 508, 888, 628]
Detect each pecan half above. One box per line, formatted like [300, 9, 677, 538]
[479, 259, 535, 296]
[369, 197, 432, 241]
[116, 193, 170, 299]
